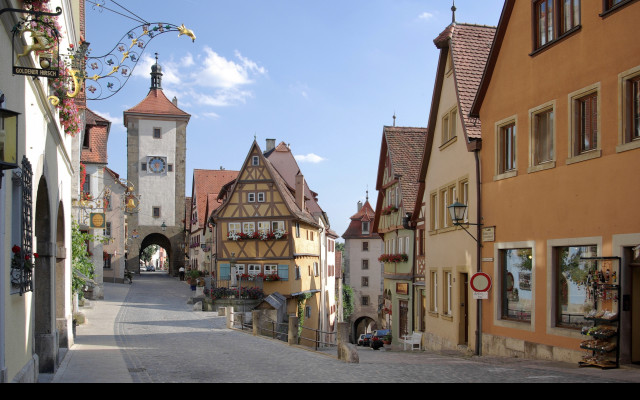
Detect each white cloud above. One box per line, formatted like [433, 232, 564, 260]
[195, 47, 266, 89]
[419, 12, 434, 20]
[92, 110, 124, 129]
[295, 153, 326, 164]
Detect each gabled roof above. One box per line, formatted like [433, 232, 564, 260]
[213, 141, 320, 228]
[373, 126, 427, 234]
[265, 141, 323, 216]
[123, 88, 191, 126]
[81, 108, 111, 165]
[413, 22, 496, 222]
[342, 201, 377, 239]
[191, 169, 239, 230]
[103, 167, 127, 189]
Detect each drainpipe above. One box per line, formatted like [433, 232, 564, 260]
[0, 181, 5, 382]
[474, 149, 482, 357]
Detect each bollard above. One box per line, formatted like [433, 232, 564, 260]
[226, 307, 233, 329]
[252, 311, 259, 336]
[288, 315, 299, 346]
[337, 322, 359, 363]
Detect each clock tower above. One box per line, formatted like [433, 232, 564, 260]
[123, 56, 190, 276]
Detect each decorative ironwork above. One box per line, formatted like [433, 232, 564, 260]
[10, 157, 33, 295]
[84, 22, 195, 100]
[9, 6, 62, 78]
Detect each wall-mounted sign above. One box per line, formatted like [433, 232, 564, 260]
[11, 8, 62, 79]
[482, 227, 495, 243]
[396, 282, 409, 295]
[90, 213, 106, 229]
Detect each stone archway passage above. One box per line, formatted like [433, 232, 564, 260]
[138, 233, 172, 274]
[34, 176, 57, 373]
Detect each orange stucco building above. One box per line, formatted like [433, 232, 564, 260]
[470, 0, 640, 365]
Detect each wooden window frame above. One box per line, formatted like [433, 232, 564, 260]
[153, 127, 162, 139]
[152, 206, 161, 219]
[601, 0, 639, 17]
[495, 116, 518, 180]
[528, 101, 557, 173]
[618, 66, 640, 152]
[532, 0, 581, 54]
[568, 83, 602, 164]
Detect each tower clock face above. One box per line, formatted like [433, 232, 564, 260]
[148, 157, 167, 174]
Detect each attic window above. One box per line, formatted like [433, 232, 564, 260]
[252, 156, 259, 166]
[362, 221, 370, 235]
[83, 128, 90, 148]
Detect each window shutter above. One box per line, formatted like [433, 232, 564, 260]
[277, 265, 289, 281]
[220, 264, 230, 281]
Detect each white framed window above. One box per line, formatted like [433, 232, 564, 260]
[430, 271, 438, 313]
[252, 156, 259, 166]
[362, 221, 370, 235]
[228, 223, 241, 234]
[398, 237, 404, 254]
[248, 193, 256, 203]
[264, 264, 278, 275]
[242, 222, 255, 234]
[248, 264, 261, 276]
[257, 192, 266, 202]
[258, 221, 270, 234]
[313, 262, 319, 277]
[272, 221, 285, 232]
[445, 272, 453, 316]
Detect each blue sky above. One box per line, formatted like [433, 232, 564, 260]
[85, 0, 504, 240]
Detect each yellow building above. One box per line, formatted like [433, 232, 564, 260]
[211, 140, 329, 347]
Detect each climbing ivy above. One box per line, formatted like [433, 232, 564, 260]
[296, 292, 314, 338]
[342, 284, 354, 320]
[71, 220, 107, 299]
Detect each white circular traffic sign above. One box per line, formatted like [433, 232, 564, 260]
[470, 272, 492, 293]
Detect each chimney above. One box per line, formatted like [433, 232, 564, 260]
[266, 138, 275, 152]
[357, 201, 363, 212]
[295, 174, 305, 211]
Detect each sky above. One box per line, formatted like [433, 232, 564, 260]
[84, 0, 505, 241]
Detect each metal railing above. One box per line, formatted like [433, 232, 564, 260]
[299, 326, 337, 351]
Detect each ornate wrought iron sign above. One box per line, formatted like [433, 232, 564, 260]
[9, 6, 62, 78]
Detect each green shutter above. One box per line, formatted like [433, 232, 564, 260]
[277, 265, 289, 281]
[220, 264, 230, 281]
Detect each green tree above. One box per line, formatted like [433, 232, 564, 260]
[140, 245, 158, 264]
[342, 284, 355, 320]
[71, 220, 107, 299]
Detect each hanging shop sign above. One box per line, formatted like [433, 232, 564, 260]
[10, 7, 62, 78]
[90, 213, 106, 229]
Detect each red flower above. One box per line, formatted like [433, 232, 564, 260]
[25, 254, 30, 261]
[12, 245, 21, 254]
[33, 253, 39, 259]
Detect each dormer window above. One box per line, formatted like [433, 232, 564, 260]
[362, 221, 370, 235]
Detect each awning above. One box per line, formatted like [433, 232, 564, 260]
[290, 289, 320, 297]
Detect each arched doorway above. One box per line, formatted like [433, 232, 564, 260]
[55, 201, 70, 348]
[34, 176, 56, 373]
[139, 233, 172, 275]
[352, 315, 377, 344]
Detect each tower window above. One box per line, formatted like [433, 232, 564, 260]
[153, 128, 162, 139]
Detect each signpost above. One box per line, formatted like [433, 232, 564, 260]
[470, 272, 492, 300]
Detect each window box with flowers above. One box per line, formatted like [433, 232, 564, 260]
[378, 254, 409, 263]
[259, 229, 289, 241]
[264, 274, 281, 282]
[381, 205, 399, 215]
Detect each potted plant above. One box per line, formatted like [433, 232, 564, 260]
[382, 334, 392, 345]
[188, 270, 200, 290]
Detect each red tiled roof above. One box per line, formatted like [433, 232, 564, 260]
[437, 23, 496, 139]
[342, 201, 377, 239]
[81, 108, 110, 164]
[124, 89, 190, 125]
[383, 126, 427, 213]
[191, 169, 239, 231]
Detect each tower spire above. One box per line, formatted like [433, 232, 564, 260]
[150, 52, 163, 90]
[452, 0, 457, 24]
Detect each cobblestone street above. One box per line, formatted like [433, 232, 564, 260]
[44, 273, 640, 383]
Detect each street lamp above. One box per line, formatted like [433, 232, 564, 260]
[448, 201, 482, 243]
[0, 106, 20, 190]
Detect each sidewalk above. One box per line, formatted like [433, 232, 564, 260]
[39, 282, 133, 383]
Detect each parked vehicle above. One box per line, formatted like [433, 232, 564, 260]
[357, 333, 372, 346]
[146, 265, 155, 272]
[370, 329, 390, 350]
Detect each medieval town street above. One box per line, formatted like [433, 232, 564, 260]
[38, 273, 640, 384]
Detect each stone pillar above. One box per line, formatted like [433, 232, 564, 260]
[226, 307, 233, 329]
[288, 315, 299, 346]
[252, 311, 259, 336]
[337, 322, 359, 363]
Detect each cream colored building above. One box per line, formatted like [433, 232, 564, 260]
[1, 0, 82, 382]
[415, 21, 495, 355]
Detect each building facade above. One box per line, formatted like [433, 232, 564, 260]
[123, 58, 190, 278]
[1, 0, 81, 382]
[342, 198, 385, 341]
[212, 140, 336, 347]
[415, 21, 495, 355]
[373, 126, 427, 346]
[469, 0, 640, 364]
